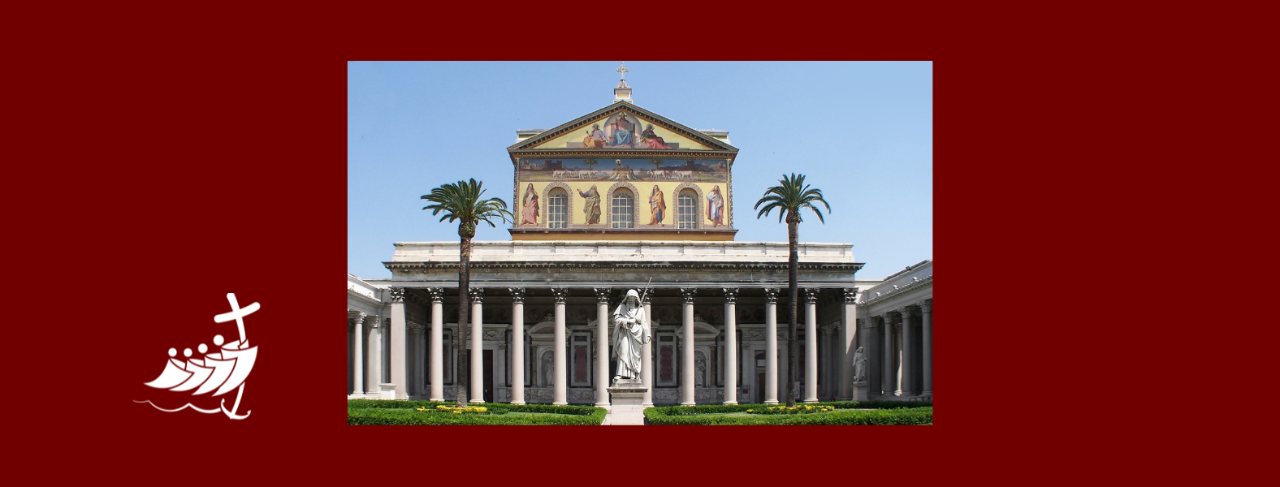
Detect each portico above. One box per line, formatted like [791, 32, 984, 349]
[349, 241, 868, 406]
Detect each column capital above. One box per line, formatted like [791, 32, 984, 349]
[842, 287, 859, 304]
[922, 300, 932, 313]
[508, 287, 527, 303]
[408, 323, 425, 334]
[550, 287, 569, 303]
[896, 307, 914, 320]
[425, 287, 445, 303]
[680, 287, 698, 303]
[389, 287, 406, 303]
[351, 311, 367, 324]
[803, 288, 820, 304]
[763, 288, 779, 303]
[593, 287, 612, 303]
[722, 288, 739, 303]
[468, 287, 485, 304]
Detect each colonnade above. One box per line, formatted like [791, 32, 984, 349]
[872, 300, 932, 398]
[353, 286, 862, 406]
[347, 311, 384, 397]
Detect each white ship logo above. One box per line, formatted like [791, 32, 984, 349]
[135, 293, 260, 420]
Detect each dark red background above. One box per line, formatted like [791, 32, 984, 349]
[11, 3, 1261, 485]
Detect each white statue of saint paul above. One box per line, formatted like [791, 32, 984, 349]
[611, 289, 649, 383]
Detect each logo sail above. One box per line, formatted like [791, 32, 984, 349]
[139, 293, 260, 420]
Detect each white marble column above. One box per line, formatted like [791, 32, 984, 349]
[641, 293, 654, 407]
[427, 288, 444, 401]
[839, 288, 858, 400]
[764, 288, 779, 405]
[509, 288, 526, 405]
[389, 288, 408, 399]
[468, 288, 485, 403]
[881, 315, 893, 396]
[722, 288, 738, 405]
[894, 312, 905, 396]
[352, 312, 365, 396]
[551, 288, 568, 405]
[922, 301, 933, 398]
[680, 287, 696, 406]
[365, 317, 380, 394]
[803, 288, 819, 403]
[593, 287, 611, 408]
[904, 307, 918, 396]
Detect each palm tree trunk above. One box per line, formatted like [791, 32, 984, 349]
[786, 219, 799, 407]
[456, 236, 471, 407]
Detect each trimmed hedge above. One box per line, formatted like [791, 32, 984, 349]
[348, 407, 607, 425]
[347, 400, 600, 415]
[644, 406, 932, 425]
[348, 401, 607, 425]
[650, 400, 931, 417]
[347, 399, 455, 409]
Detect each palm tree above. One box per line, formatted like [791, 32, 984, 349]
[649, 158, 664, 175]
[754, 173, 831, 407]
[422, 178, 513, 407]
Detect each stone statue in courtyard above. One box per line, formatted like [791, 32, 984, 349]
[541, 353, 553, 387]
[611, 289, 649, 385]
[695, 355, 705, 386]
[852, 346, 867, 382]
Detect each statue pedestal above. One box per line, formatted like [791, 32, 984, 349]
[851, 380, 871, 402]
[603, 381, 648, 425]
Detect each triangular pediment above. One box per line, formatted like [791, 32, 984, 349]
[508, 103, 736, 154]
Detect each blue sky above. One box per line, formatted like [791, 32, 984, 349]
[348, 61, 931, 280]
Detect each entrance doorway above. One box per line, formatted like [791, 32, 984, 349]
[755, 351, 766, 403]
[465, 350, 496, 403]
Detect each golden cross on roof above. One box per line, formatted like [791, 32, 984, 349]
[617, 62, 629, 80]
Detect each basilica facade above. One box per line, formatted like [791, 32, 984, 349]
[346, 73, 932, 407]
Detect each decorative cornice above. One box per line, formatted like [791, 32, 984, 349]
[425, 287, 445, 303]
[467, 287, 485, 304]
[763, 288, 779, 304]
[389, 287, 405, 303]
[385, 261, 863, 272]
[722, 288, 739, 303]
[843, 287, 859, 304]
[680, 288, 697, 303]
[804, 288, 820, 304]
[509, 287, 527, 303]
[347, 288, 384, 306]
[550, 288, 569, 303]
[593, 287, 612, 303]
[860, 275, 932, 306]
